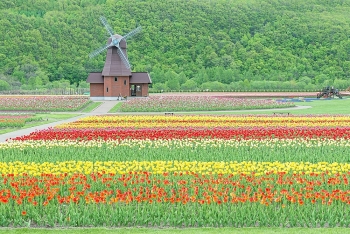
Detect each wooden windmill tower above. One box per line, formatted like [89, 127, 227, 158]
[86, 16, 152, 100]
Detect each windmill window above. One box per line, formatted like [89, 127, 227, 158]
[124, 80, 127, 85]
[106, 87, 109, 92]
[114, 77, 118, 82]
[136, 85, 141, 91]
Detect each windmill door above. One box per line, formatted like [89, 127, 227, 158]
[131, 85, 136, 96]
[130, 84, 142, 96]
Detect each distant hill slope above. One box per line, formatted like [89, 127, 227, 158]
[0, 0, 350, 90]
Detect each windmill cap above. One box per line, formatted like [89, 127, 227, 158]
[108, 35, 127, 49]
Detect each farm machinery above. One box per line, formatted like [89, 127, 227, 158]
[316, 86, 342, 99]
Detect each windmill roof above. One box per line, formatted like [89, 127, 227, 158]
[87, 72, 103, 83]
[130, 72, 152, 84]
[102, 46, 132, 76]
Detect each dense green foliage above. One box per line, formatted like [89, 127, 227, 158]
[1, 0, 350, 91]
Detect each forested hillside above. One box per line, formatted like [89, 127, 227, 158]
[1, 0, 350, 92]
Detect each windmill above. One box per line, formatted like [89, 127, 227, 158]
[89, 16, 141, 75]
[86, 16, 151, 100]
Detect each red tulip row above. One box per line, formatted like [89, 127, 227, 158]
[10, 126, 350, 141]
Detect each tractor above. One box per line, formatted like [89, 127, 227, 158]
[316, 86, 342, 99]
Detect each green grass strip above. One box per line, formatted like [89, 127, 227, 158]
[0, 228, 349, 234]
[80, 102, 102, 113]
[189, 98, 350, 115]
[0, 114, 79, 134]
[108, 102, 123, 113]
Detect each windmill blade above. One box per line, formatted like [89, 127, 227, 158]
[122, 26, 142, 40]
[89, 43, 110, 58]
[100, 16, 115, 37]
[116, 46, 131, 69]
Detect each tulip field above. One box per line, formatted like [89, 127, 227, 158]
[0, 96, 90, 111]
[0, 115, 350, 228]
[119, 96, 294, 112]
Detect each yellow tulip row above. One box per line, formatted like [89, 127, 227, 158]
[2, 138, 350, 149]
[1, 160, 349, 176]
[76, 115, 350, 122]
[56, 122, 350, 128]
[55, 115, 350, 128]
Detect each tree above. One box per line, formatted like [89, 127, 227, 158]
[165, 78, 180, 91]
[204, 52, 220, 67]
[28, 76, 43, 89]
[21, 63, 38, 84]
[150, 68, 166, 84]
[152, 83, 167, 92]
[78, 80, 90, 88]
[0, 80, 10, 91]
[12, 68, 25, 83]
[315, 74, 328, 85]
[201, 81, 225, 91]
[193, 68, 209, 84]
[59, 79, 71, 89]
[177, 72, 187, 85]
[333, 79, 350, 89]
[164, 71, 180, 90]
[243, 79, 250, 88]
[299, 76, 312, 85]
[221, 55, 233, 68]
[181, 79, 197, 91]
